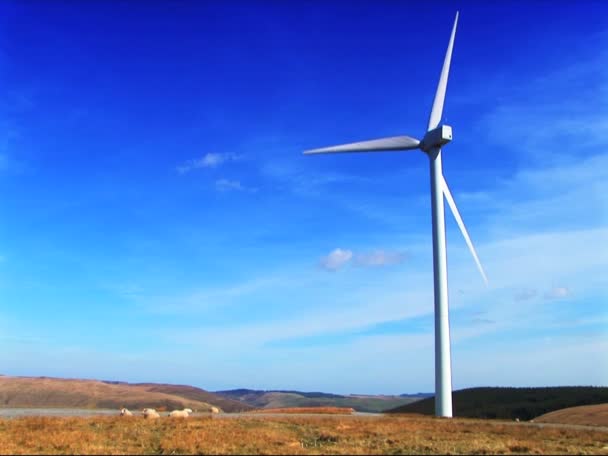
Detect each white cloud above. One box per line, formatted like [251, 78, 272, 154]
[354, 249, 406, 267]
[319, 248, 353, 271]
[199, 153, 225, 168]
[318, 249, 407, 271]
[544, 286, 571, 300]
[176, 153, 241, 174]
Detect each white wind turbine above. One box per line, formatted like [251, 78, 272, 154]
[304, 12, 488, 418]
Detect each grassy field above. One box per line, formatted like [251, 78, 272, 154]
[0, 414, 606, 454]
[246, 407, 355, 414]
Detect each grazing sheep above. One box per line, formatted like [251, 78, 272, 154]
[210, 406, 220, 414]
[515, 418, 520, 422]
[142, 408, 161, 419]
[120, 408, 133, 417]
[169, 408, 192, 418]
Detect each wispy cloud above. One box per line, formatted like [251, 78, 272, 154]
[137, 276, 288, 314]
[0, 89, 32, 175]
[319, 248, 353, 271]
[354, 249, 406, 267]
[453, 333, 608, 389]
[261, 160, 371, 197]
[148, 45, 608, 391]
[319, 248, 407, 271]
[451, 152, 608, 242]
[513, 288, 537, 302]
[176, 152, 241, 174]
[158, 285, 434, 350]
[544, 286, 571, 300]
[476, 47, 608, 163]
[214, 178, 257, 193]
[470, 317, 496, 326]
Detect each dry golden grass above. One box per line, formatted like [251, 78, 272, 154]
[0, 414, 607, 455]
[535, 403, 608, 427]
[248, 407, 355, 415]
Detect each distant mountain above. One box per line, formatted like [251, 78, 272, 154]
[0, 375, 253, 412]
[0, 374, 431, 414]
[385, 386, 608, 420]
[215, 388, 343, 400]
[125, 383, 254, 412]
[214, 388, 427, 413]
[399, 393, 434, 398]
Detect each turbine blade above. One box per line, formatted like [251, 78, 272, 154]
[441, 175, 489, 286]
[304, 135, 420, 155]
[427, 11, 459, 131]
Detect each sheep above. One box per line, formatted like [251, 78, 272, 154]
[120, 408, 133, 417]
[169, 408, 192, 418]
[142, 408, 161, 419]
[210, 406, 220, 414]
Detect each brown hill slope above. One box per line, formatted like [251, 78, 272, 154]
[534, 403, 608, 427]
[0, 375, 252, 412]
[132, 383, 253, 412]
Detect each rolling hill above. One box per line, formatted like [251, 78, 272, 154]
[534, 403, 608, 427]
[386, 386, 608, 421]
[214, 388, 426, 413]
[0, 375, 253, 412]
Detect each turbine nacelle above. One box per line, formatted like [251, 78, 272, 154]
[420, 125, 453, 153]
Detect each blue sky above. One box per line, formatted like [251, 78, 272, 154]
[0, 0, 606, 395]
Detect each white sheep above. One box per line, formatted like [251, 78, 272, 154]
[120, 408, 133, 416]
[142, 408, 161, 419]
[169, 408, 192, 418]
[210, 406, 220, 414]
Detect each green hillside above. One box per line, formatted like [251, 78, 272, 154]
[385, 386, 608, 420]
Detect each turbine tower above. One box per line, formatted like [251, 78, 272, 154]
[303, 12, 488, 418]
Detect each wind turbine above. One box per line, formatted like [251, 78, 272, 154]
[303, 12, 488, 418]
